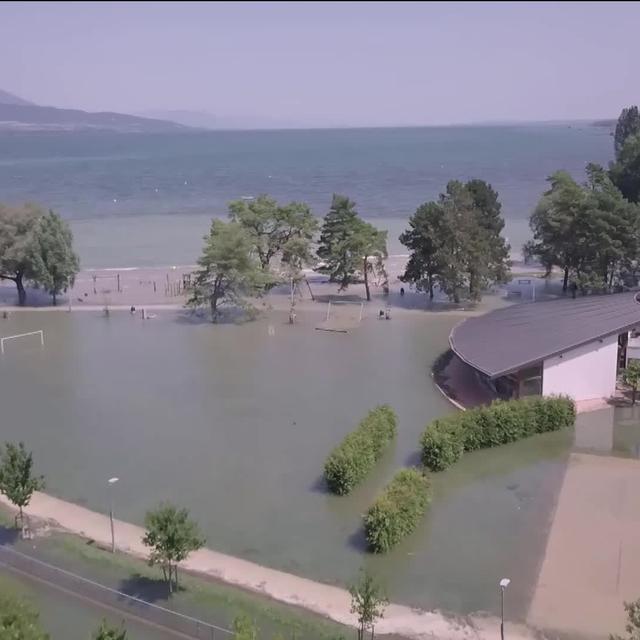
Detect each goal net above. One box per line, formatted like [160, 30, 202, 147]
[316, 300, 364, 332]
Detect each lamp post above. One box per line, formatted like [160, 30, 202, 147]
[499, 578, 510, 640]
[108, 477, 119, 553]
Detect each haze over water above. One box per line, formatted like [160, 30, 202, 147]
[0, 124, 613, 268]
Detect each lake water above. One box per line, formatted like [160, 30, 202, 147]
[0, 308, 572, 619]
[0, 125, 613, 268]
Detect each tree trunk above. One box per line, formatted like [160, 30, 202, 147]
[363, 258, 371, 301]
[168, 564, 173, 593]
[18, 506, 24, 538]
[174, 564, 179, 591]
[52, 291, 57, 306]
[16, 274, 26, 306]
[210, 295, 218, 323]
[633, 385, 637, 406]
[428, 274, 434, 300]
[562, 267, 569, 292]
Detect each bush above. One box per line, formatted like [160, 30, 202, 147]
[324, 406, 397, 495]
[420, 396, 575, 472]
[364, 468, 430, 553]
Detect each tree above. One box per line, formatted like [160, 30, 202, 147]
[317, 195, 387, 298]
[610, 135, 640, 204]
[527, 168, 639, 292]
[188, 220, 272, 322]
[142, 503, 205, 593]
[611, 599, 640, 640]
[401, 181, 509, 303]
[349, 569, 388, 640]
[33, 210, 80, 305]
[228, 195, 318, 272]
[93, 620, 127, 640]
[624, 360, 640, 406]
[0, 204, 43, 305]
[0, 592, 49, 639]
[232, 614, 258, 640]
[0, 442, 45, 536]
[281, 234, 317, 322]
[399, 202, 446, 300]
[614, 106, 640, 160]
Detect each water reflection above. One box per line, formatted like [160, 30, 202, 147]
[575, 405, 640, 458]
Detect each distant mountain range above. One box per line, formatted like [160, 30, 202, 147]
[0, 89, 192, 133]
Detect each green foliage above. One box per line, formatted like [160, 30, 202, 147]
[0, 203, 43, 305]
[142, 503, 205, 593]
[399, 180, 510, 303]
[363, 469, 430, 553]
[189, 219, 273, 322]
[526, 166, 640, 291]
[420, 396, 576, 472]
[233, 614, 258, 640]
[349, 569, 388, 640]
[228, 195, 318, 273]
[624, 360, 640, 405]
[610, 135, 640, 204]
[614, 106, 640, 160]
[323, 406, 397, 495]
[418, 417, 465, 471]
[0, 441, 45, 531]
[611, 599, 640, 640]
[93, 620, 127, 640]
[317, 194, 388, 299]
[34, 209, 80, 305]
[0, 591, 49, 639]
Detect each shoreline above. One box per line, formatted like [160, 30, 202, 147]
[0, 491, 539, 640]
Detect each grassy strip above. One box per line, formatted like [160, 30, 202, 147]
[420, 396, 576, 472]
[39, 532, 349, 640]
[324, 405, 397, 495]
[363, 469, 430, 553]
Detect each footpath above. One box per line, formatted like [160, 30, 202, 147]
[0, 491, 538, 640]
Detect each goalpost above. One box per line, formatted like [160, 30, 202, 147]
[325, 300, 364, 322]
[317, 300, 365, 332]
[0, 330, 44, 354]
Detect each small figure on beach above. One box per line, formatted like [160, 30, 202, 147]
[385, 307, 391, 320]
[130, 305, 136, 314]
[1, 311, 8, 319]
[379, 309, 385, 319]
[400, 287, 405, 296]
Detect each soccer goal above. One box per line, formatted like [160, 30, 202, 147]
[316, 300, 365, 333]
[0, 330, 44, 354]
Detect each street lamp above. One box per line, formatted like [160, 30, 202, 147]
[499, 578, 511, 640]
[108, 477, 119, 553]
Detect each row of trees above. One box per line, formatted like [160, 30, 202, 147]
[0, 204, 79, 305]
[189, 194, 388, 321]
[524, 106, 640, 294]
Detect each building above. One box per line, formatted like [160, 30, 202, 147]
[449, 292, 640, 403]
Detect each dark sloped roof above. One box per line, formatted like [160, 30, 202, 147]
[450, 292, 640, 378]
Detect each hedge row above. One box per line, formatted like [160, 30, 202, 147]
[324, 405, 397, 495]
[420, 395, 576, 472]
[364, 468, 430, 553]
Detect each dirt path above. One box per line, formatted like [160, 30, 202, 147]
[0, 491, 538, 640]
[528, 453, 640, 638]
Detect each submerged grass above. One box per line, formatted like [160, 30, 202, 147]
[26, 529, 350, 640]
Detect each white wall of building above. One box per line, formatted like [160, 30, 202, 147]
[542, 334, 618, 401]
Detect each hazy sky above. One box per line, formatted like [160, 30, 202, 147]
[1, 1, 638, 127]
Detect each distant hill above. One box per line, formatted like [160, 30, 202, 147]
[139, 109, 306, 131]
[0, 89, 193, 133]
[0, 88, 34, 106]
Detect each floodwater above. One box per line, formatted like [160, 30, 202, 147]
[0, 308, 573, 619]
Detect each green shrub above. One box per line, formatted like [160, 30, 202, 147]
[420, 396, 575, 472]
[364, 468, 430, 553]
[324, 405, 397, 495]
[419, 417, 464, 471]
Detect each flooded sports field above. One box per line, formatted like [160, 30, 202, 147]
[0, 308, 574, 619]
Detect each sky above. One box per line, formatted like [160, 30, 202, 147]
[0, 1, 638, 128]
